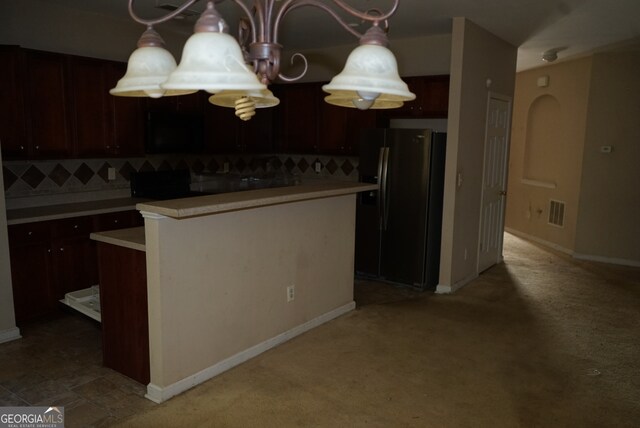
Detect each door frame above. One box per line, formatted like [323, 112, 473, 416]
[477, 92, 512, 271]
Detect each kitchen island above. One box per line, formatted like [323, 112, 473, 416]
[126, 180, 375, 403]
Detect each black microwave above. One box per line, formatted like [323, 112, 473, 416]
[145, 111, 204, 154]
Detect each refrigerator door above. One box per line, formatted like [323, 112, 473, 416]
[354, 129, 387, 277]
[380, 129, 432, 287]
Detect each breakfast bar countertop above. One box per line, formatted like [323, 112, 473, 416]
[136, 180, 378, 219]
[90, 226, 146, 252]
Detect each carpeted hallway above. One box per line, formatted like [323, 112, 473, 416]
[114, 233, 640, 427]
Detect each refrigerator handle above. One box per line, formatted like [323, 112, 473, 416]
[377, 147, 385, 229]
[381, 147, 390, 231]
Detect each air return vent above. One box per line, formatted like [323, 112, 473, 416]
[548, 200, 565, 227]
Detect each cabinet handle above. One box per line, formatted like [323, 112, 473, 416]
[47, 249, 51, 253]
[28, 231, 32, 236]
[114, 219, 118, 224]
[20, 145, 24, 150]
[59, 247, 64, 252]
[73, 224, 78, 229]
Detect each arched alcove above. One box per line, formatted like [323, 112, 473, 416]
[523, 94, 562, 183]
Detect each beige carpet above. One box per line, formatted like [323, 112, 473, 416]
[113, 233, 640, 427]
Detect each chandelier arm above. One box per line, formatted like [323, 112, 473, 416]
[278, 52, 308, 82]
[330, 0, 399, 23]
[127, 0, 201, 27]
[273, 0, 363, 45]
[227, 0, 258, 44]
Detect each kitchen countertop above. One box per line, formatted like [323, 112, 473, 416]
[136, 181, 378, 219]
[6, 197, 150, 225]
[90, 226, 146, 252]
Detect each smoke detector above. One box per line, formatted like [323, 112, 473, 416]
[542, 47, 565, 63]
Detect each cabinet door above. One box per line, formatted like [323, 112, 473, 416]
[203, 103, 240, 153]
[50, 216, 97, 299]
[421, 75, 449, 117]
[69, 55, 112, 157]
[98, 243, 149, 384]
[0, 46, 27, 159]
[385, 75, 450, 119]
[318, 99, 378, 155]
[8, 222, 55, 323]
[318, 102, 348, 154]
[278, 83, 320, 154]
[389, 76, 423, 117]
[241, 107, 274, 153]
[23, 50, 73, 158]
[106, 62, 145, 156]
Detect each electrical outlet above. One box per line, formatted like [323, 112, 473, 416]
[223, 162, 230, 173]
[107, 167, 116, 181]
[287, 285, 295, 302]
[314, 161, 322, 173]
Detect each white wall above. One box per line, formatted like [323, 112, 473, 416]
[0, 150, 21, 343]
[143, 194, 357, 401]
[574, 51, 640, 265]
[505, 58, 592, 253]
[438, 18, 517, 293]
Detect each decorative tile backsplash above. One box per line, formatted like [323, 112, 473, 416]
[2, 153, 359, 207]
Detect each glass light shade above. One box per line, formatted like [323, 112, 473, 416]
[208, 89, 280, 108]
[322, 44, 415, 109]
[161, 32, 266, 94]
[110, 46, 195, 97]
[324, 91, 405, 110]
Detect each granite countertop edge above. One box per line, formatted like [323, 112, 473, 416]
[136, 181, 378, 219]
[90, 226, 146, 252]
[6, 197, 150, 225]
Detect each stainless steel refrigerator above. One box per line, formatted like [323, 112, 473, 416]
[355, 128, 447, 290]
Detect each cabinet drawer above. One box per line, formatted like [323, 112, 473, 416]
[50, 216, 93, 238]
[8, 221, 51, 245]
[93, 210, 141, 232]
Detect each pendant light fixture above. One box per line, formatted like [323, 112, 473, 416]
[113, 0, 414, 119]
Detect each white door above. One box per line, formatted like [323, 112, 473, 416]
[478, 96, 511, 272]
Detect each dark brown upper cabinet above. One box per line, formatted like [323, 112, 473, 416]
[22, 49, 74, 158]
[0, 46, 27, 159]
[386, 75, 450, 119]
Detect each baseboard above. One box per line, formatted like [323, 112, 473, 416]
[572, 253, 640, 268]
[504, 228, 574, 255]
[145, 301, 356, 404]
[435, 272, 478, 294]
[0, 327, 21, 344]
[505, 228, 640, 267]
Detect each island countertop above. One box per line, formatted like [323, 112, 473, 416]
[136, 180, 378, 219]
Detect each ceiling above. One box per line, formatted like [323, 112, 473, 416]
[45, 0, 640, 71]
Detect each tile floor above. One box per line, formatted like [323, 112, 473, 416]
[0, 281, 408, 427]
[0, 312, 155, 427]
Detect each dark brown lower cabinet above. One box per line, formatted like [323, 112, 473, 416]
[97, 242, 150, 384]
[8, 210, 143, 324]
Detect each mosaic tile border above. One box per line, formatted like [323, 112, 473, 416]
[2, 154, 359, 200]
